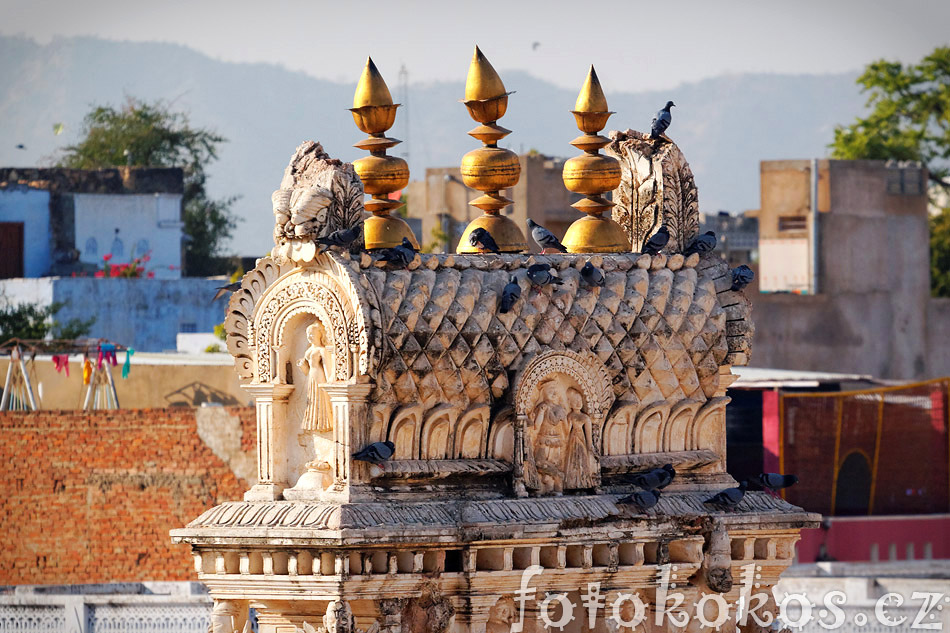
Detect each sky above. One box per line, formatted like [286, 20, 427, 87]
[2, 0, 949, 92]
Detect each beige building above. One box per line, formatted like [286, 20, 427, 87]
[750, 159, 950, 380]
[407, 152, 587, 252]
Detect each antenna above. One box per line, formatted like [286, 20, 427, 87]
[398, 64, 410, 168]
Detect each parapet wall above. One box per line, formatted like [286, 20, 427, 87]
[0, 406, 254, 585]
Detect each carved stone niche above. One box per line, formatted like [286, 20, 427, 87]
[514, 350, 614, 496]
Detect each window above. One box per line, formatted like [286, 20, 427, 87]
[84, 237, 98, 256]
[778, 216, 807, 232]
[834, 451, 872, 516]
[135, 239, 149, 257]
[180, 322, 197, 333]
[110, 237, 124, 257]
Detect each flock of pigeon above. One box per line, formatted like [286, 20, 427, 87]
[352, 441, 799, 515]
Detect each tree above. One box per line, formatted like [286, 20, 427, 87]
[830, 47, 950, 296]
[57, 98, 239, 275]
[830, 46, 950, 193]
[0, 301, 94, 342]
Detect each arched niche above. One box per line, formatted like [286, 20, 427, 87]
[633, 402, 670, 454]
[487, 408, 515, 462]
[421, 405, 461, 460]
[456, 405, 490, 459]
[664, 400, 701, 452]
[602, 402, 639, 456]
[388, 404, 424, 460]
[691, 397, 729, 454]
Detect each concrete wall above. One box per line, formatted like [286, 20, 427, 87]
[751, 159, 944, 380]
[74, 193, 183, 279]
[0, 277, 230, 352]
[0, 188, 51, 277]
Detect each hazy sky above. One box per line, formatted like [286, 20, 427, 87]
[2, 0, 948, 91]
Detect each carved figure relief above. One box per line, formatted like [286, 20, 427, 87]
[298, 321, 334, 433]
[564, 388, 598, 490]
[486, 596, 516, 633]
[528, 379, 570, 495]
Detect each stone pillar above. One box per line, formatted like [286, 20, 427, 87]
[242, 383, 295, 501]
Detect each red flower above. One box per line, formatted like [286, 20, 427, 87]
[94, 271, 105, 278]
[103, 253, 113, 262]
[142, 254, 151, 262]
[147, 271, 155, 279]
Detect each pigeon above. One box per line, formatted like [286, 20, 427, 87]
[15, 144, 26, 150]
[580, 261, 605, 287]
[527, 219, 567, 253]
[731, 265, 755, 291]
[651, 101, 675, 139]
[703, 481, 748, 511]
[753, 473, 798, 494]
[624, 464, 676, 490]
[469, 227, 500, 254]
[352, 441, 396, 464]
[500, 276, 521, 313]
[684, 231, 717, 256]
[211, 281, 242, 304]
[617, 489, 661, 511]
[375, 237, 417, 267]
[526, 263, 563, 287]
[642, 226, 670, 255]
[316, 227, 360, 251]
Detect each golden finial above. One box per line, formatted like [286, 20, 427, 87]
[349, 57, 418, 250]
[574, 65, 608, 112]
[456, 46, 525, 253]
[561, 65, 631, 253]
[353, 57, 394, 108]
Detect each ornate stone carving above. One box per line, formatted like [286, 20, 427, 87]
[401, 582, 455, 633]
[486, 596, 516, 633]
[272, 141, 364, 263]
[606, 130, 700, 253]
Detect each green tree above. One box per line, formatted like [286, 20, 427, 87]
[830, 47, 950, 296]
[57, 98, 239, 275]
[0, 302, 94, 342]
[830, 46, 950, 192]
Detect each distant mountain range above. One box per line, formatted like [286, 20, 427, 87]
[0, 35, 865, 255]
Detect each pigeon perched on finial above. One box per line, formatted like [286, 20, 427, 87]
[623, 464, 676, 490]
[642, 226, 670, 255]
[751, 473, 798, 494]
[527, 219, 567, 253]
[375, 237, 417, 267]
[526, 263, 563, 287]
[316, 227, 361, 252]
[684, 231, 717, 256]
[703, 481, 748, 511]
[210, 281, 242, 304]
[352, 441, 396, 464]
[617, 489, 661, 511]
[469, 227, 500, 254]
[500, 276, 521, 313]
[580, 261, 605, 287]
[651, 101, 675, 139]
[731, 265, 755, 291]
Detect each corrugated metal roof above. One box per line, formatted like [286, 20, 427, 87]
[731, 366, 874, 388]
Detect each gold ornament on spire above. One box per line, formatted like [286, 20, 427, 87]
[350, 57, 418, 250]
[456, 46, 526, 253]
[561, 66, 630, 253]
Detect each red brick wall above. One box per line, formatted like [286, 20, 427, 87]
[0, 407, 255, 585]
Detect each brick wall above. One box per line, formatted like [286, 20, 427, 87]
[0, 407, 255, 585]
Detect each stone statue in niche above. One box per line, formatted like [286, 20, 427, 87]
[298, 321, 334, 433]
[523, 377, 599, 495]
[563, 387, 598, 490]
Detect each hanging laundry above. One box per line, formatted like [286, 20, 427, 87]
[101, 343, 117, 367]
[96, 345, 104, 370]
[53, 355, 70, 377]
[82, 359, 93, 385]
[122, 348, 135, 379]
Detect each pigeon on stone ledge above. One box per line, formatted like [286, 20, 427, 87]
[642, 226, 670, 255]
[684, 231, 717, 256]
[651, 101, 675, 139]
[469, 227, 501, 254]
[624, 464, 676, 490]
[500, 276, 521, 313]
[526, 263, 564, 287]
[704, 481, 748, 511]
[751, 473, 798, 494]
[618, 489, 661, 511]
[352, 441, 396, 464]
[316, 227, 360, 252]
[580, 261, 605, 287]
[731, 265, 755, 291]
[527, 219, 567, 253]
[375, 238, 417, 267]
